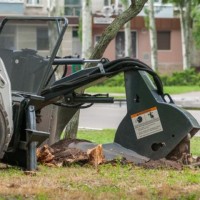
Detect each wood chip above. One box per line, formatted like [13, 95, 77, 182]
[87, 144, 105, 167]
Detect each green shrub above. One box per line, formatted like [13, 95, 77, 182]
[160, 68, 200, 86]
[97, 68, 200, 87]
[98, 73, 124, 87]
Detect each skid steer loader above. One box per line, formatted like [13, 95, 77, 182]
[0, 16, 199, 170]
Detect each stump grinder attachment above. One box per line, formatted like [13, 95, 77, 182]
[0, 17, 199, 170]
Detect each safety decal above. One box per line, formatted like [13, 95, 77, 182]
[131, 107, 163, 139]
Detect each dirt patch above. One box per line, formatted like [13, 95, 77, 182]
[36, 138, 200, 170]
[139, 159, 183, 170]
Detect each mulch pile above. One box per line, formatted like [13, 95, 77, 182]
[37, 138, 200, 170]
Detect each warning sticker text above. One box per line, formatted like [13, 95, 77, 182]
[131, 107, 163, 139]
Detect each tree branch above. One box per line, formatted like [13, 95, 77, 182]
[89, 0, 148, 61]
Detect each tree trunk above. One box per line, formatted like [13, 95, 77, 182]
[122, 0, 133, 57]
[62, 110, 80, 139]
[89, 0, 148, 60]
[124, 21, 132, 57]
[82, 0, 92, 59]
[148, 0, 158, 71]
[179, 1, 191, 70]
[179, 6, 187, 70]
[185, 1, 192, 69]
[48, 106, 79, 144]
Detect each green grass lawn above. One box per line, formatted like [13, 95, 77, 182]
[191, 137, 200, 156]
[86, 85, 200, 96]
[0, 129, 199, 199]
[164, 85, 200, 94]
[77, 129, 115, 144]
[0, 163, 200, 200]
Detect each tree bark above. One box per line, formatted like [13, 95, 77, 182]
[179, 1, 191, 70]
[48, 106, 79, 144]
[89, 0, 148, 60]
[148, 0, 158, 71]
[185, 1, 192, 69]
[124, 21, 132, 57]
[122, 0, 133, 57]
[62, 110, 80, 139]
[82, 0, 92, 58]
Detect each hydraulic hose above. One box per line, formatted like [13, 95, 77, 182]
[41, 58, 164, 100]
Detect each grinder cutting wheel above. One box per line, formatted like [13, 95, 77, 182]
[0, 16, 199, 170]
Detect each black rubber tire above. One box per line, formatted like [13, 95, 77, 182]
[0, 104, 11, 159]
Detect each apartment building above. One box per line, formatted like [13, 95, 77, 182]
[0, 0, 184, 74]
[64, 0, 184, 74]
[0, 0, 64, 59]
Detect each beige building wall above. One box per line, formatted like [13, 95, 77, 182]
[137, 29, 151, 65]
[62, 26, 73, 56]
[24, 0, 49, 16]
[158, 30, 183, 74]
[20, 1, 185, 74]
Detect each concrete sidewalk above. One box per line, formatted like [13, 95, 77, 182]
[171, 91, 200, 99]
[169, 92, 200, 137]
[111, 91, 200, 108]
[171, 92, 200, 108]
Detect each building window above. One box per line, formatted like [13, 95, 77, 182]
[115, 31, 137, 59]
[37, 27, 49, 50]
[104, 0, 110, 6]
[104, 0, 115, 6]
[157, 31, 171, 50]
[72, 29, 78, 37]
[27, 0, 40, 5]
[154, 0, 162, 3]
[0, 25, 16, 50]
[64, 0, 81, 16]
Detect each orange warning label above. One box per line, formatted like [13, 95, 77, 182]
[131, 107, 163, 139]
[131, 107, 157, 118]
